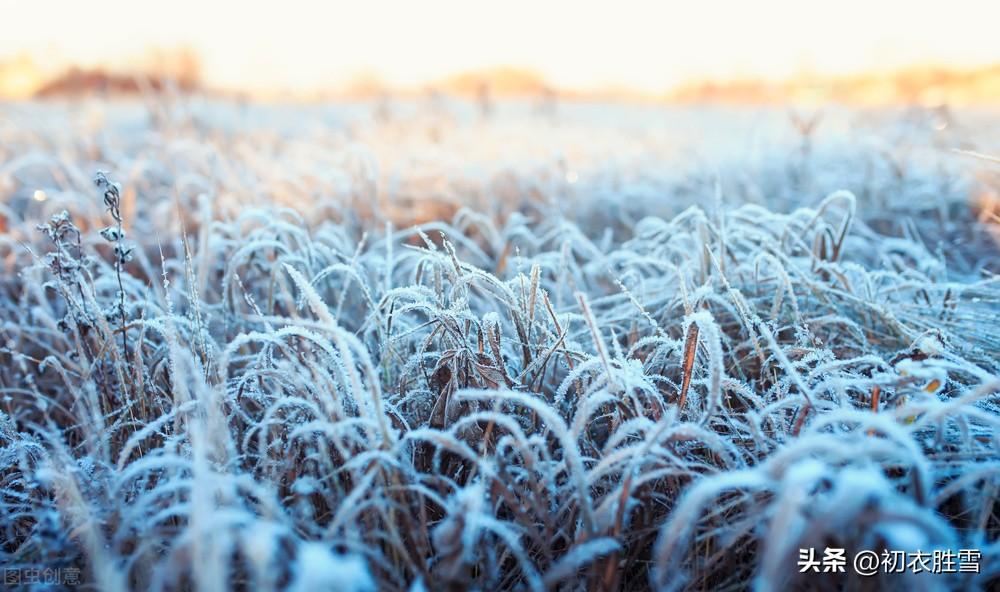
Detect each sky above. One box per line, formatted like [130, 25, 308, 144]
[2, 0, 998, 94]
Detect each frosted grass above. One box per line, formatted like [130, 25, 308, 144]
[0, 97, 998, 590]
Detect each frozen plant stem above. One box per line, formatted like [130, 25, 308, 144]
[95, 172, 130, 366]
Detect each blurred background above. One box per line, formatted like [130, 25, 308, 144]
[1, 0, 998, 105]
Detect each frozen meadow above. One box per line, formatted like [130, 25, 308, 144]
[0, 97, 998, 590]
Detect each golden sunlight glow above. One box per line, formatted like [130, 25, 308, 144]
[2, 0, 999, 100]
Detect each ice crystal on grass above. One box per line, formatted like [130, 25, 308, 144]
[0, 100, 997, 590]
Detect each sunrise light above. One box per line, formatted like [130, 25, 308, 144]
[2, 0, 999, 102]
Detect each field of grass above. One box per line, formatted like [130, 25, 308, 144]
[1, 97, 998, 590]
